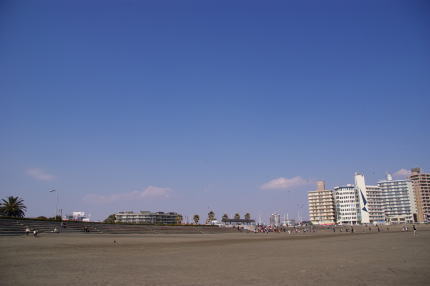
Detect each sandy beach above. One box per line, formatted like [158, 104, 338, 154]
[1, 230, 429, 286]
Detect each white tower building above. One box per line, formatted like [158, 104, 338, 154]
[355, 173, 370, 224]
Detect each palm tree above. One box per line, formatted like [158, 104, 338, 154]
[244, 213, 251, 220]
[234, 213, 240, 220]
[193, 214, 200, 224]
[206, 211, 215, 224]
[222, 213, 229, 222]
[0, 196, 26, 218]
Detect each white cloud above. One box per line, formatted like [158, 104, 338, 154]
[83, 186, 172, 204]
[26, 168, 55, 181]
[260, 176, 311, 190]
[393, 168, 410, 178]
[142, 186, 171, 198]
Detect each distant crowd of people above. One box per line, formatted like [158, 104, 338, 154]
[249, 224, 419, 236]
[254, 225, 316, 234]
[21, 222, 418, 237]
[23, 222, 93, 237]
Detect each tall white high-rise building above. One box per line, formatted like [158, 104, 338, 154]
[378, 174, 417, 224]
[354, 173, 385, 224]
[334, 185, 359, 224]
[334, 173, 384, 225]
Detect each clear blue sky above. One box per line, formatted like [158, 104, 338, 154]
[1, 0, 429, 222]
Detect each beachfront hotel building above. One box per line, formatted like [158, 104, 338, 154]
[115, 211, 181, 224]
[378, 174, 417, 224]
[308, 181, 336, 225]
[365, 185, 385, 224]
[310, 170, 429, 225]
[334, 185, 359, 224]
[334, 173, 384, 225]
[410, 168, 430, 223]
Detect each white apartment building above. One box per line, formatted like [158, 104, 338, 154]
[308, 181, 336, 225]
[64, 211, 91, 222]
[354, 173, 385, 224]
[378, 174, 417, 224]
[115, 211, 181, 224]
[334, 185, 359, 224]
[410, 168, 430, 223]
[334, 173, 385, 225]
[366, 185, 385, 224]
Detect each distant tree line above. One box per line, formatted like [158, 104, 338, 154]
[0, 196, 254, 226]
[221, 212, 251, 221]
[188, 211, 253, 225]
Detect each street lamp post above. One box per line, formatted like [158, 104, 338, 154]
[49, 189, 59, 218]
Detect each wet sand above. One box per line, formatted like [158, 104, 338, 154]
[1, 230, 429, 285]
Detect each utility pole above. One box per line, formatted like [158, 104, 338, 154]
[49, 189, 59, 217]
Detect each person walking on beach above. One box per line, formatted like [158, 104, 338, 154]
[413, 225, 417, 236]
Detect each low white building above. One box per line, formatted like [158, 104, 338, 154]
[115, 211, 181, 224]
[64, 211, 91, 222]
